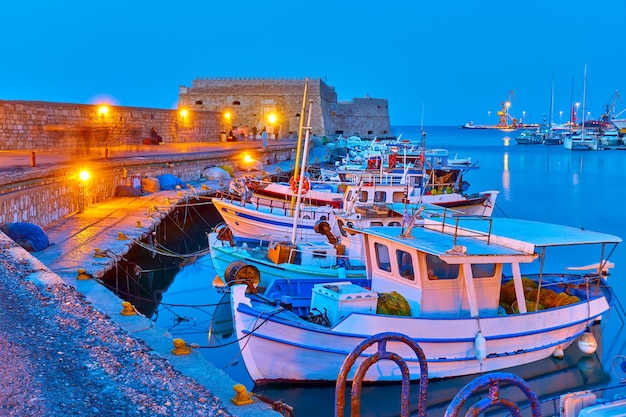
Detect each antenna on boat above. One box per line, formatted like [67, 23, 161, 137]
[401, 206, 424, 237]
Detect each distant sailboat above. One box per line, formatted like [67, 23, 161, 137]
[563, 64, 599, 151]
[544, 72, 564, 145]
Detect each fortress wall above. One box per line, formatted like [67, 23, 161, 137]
[329, 97, 392, 137]
[0, 100, 222, 151]
[179, 77, 389, 139]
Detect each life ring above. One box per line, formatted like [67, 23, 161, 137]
[289, 176, 310, 194]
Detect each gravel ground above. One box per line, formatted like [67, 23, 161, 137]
[0, 240, 232, 417]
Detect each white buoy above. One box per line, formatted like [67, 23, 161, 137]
[577, 330, 598, 355]
[474, 331, 487, 364]
[553, 345, 565, 359]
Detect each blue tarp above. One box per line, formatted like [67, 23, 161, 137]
[156, 174, 186, 190]
[0, 222, 50, 251]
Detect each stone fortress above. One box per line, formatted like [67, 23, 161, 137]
[178, 77, 392, 140]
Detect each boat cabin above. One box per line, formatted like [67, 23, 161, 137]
[352, 222, 538, 319]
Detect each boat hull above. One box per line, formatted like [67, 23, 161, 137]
[212, 198, 338, 244]
[231, 285, 609, 384]
[208, 233, 367, 287]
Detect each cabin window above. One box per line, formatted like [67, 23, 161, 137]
[374, 191, 386, 203]
[471, 263, 497, 278]
[392, 191, 406, 203]
[370, 221, 383, 226]
[375, 243, 392, 272]
[426, 254, 459, 280]
[389, 221, 401, 226]
[396, 250, 414, 280]
[359, 191, 369, 203]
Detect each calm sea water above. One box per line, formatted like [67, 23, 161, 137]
[155, 126, 626, 416]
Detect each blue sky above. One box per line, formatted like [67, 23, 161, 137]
[2, 1, 624, 126]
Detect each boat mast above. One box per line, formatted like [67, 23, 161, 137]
[290, 99, 314, 244]
[581, 63, 587, 138]
[290, 79, 309, 210]
[549, 71, 554, 132]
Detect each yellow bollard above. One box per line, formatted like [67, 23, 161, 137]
[171, 338, 192, 355]
[77, 268, 91, 280]
[231, 384, 254, 406]
[136, 220, 142, 228]
[120, 301, 136, 316]
[117, 232, 128, 240]
[94, 248, 106, 258]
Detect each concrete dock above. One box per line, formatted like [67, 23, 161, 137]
[0, 142, 300, 416]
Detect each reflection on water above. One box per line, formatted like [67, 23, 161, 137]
[109, 126, 626, 416]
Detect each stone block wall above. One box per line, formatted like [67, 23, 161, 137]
[0, 100, 222, 151]
[329, 97, 392, 137]
[178, 77, 391, 139]
[0, 146, 296, 228]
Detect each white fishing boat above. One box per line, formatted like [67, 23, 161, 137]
[212, 181, 498, 246]
[227, 214, 621, 384]
[245, 172, 498, 215]
[211, 193, 340, 244]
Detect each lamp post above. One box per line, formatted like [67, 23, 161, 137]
[79, 170, 90, 212]
[487, 110, 491, 125]
[575, 102, 580, 125]
[559, 110, 563, 125]
[522, 111, 526, 126]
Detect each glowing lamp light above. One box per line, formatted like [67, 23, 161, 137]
[243, 153, 254, 164]
[79, 170, 90, 182]
[224, 111, 231, 120]
[98, 105, 109, 116]
[268, 113, 277, 124]
[179, 109, 188, 118]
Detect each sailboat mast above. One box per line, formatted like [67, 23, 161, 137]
[582, 63, 587, 138]
[549, 72, 554, 131]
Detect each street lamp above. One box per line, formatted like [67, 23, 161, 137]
[79, 169, 90, 212]
[268, 113, 277, 139]
[487, 110, 491, 125]
[522, 111, 526, 126]
[575, 102, 580, 124]
[559, 110, 563, 125]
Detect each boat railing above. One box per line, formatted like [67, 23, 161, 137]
[216, 191, 340, 230]
[430, 215, 494, 245]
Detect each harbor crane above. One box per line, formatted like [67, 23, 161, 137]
[497, 89, 517, 127]
[601, 90, 622, 124]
